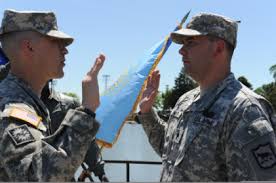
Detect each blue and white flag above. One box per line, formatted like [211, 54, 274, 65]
[96, 12, 190, 147]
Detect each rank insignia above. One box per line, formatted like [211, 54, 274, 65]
[252, 143, 276, 169]
[8, 125, 35, 146]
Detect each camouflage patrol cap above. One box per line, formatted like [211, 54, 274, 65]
[0, 9, 73, 46]
[171, 13, 238, 48]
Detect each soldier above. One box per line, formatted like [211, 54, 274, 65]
[0, 9, 105, 181]
[41, 81, 109, 182]
[0, 54, 109, 182]
[138, 13, 276, 181]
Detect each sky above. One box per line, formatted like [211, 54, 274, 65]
[0, 0, 276, 97]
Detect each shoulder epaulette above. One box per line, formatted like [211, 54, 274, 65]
[3, 104, 42, 128]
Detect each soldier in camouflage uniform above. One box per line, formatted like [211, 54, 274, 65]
[138, 13, 276, 181]
[0, 62, 109, 181]
[0, 9, 105, 181]
[0, 58, 109, 182]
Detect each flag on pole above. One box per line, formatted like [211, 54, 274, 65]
[96, 11, 191, 148]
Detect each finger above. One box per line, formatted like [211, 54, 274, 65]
[148, 86, 158, 101]
[93, 54, 105, 73]
[153, 71, 160, 89]
[149, 70, 160, 89]
[147, 70, 157, 88]
[88, 54, 105, 75]
[146, 74, 152, 89]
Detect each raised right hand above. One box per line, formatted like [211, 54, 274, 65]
[139, 70, 160, 113]
[82, 54, 105, 112]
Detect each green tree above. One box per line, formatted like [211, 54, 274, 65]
[63, 92, 80, 100]
[255, 82, 276, 110]
[237, 76, 253, 89]
[163, 67, 197, 110]
[156, 67, 197, 120]
[153, 92, 163, 110]
[269, 64, 276, 81]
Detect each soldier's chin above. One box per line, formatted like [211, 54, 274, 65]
[53, 71, 64, 79]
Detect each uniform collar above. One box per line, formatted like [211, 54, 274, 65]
[189, 73, 237, 111]
[48, 87, 60, 101]
[7, 73, 50, 117]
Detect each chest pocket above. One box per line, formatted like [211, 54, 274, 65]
[173, 111, 223, 166]
[163, 110, 183, 161]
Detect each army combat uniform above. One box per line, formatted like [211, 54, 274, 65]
[0, 73, 100, 181]
[138, 73, 276, 181]
[41, 85, 108, 181]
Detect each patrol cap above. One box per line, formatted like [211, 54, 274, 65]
[0, 9, 73, 46]
[171, 13, 238, 48]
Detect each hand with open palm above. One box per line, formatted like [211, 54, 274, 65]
[139, 70, 160, 113]
[82, 54, 105, 112]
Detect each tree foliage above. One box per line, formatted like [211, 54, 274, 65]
[269, 64, 276, 81]
[255, 82, 276, 110]
[237, 76, 253, 89]
[63, 92, 80, 100]
[155, 67, 197, 120]
[162, 67, 197, 110]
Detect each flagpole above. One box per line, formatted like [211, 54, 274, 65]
[129, 10, 191, 121]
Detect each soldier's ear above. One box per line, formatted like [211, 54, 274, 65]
[27, 44, 33, 52]
[213, 39, 225, 57]
[20, 39, 34, 55]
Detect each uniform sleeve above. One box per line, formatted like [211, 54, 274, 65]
[138, 109, 167, 156]
[0, 108, 100, 182]
[225, 104, 276, 181]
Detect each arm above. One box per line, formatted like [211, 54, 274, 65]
[138, 109, 167, 156]
[0, 106, 99, 181]
[225, 102, 276, 181]
[138, 70, 166, 156]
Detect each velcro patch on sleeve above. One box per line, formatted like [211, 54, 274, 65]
[3, 106, 42, 128]
[7, 124, 35, 146]
[252, 143, 276, 169]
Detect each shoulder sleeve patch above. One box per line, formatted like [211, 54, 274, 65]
[3, 104, 42, 128]
[242, 104, 262, 123]
[252, 143, 276, 169]
[7, 124, 35, 146]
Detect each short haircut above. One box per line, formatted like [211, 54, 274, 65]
[208, 35, 234, 62]
[0, 31, 42, 58]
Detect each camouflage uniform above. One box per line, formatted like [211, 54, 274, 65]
[139, 13, 276, 181]
[139, 73, 276, 181]
[0, 74, 100, 181]
[41, 84, 107, 180]
[0, 10, 100, 181]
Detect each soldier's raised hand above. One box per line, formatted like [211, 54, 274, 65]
[139, 70, 160, 113]
[82, 54, 105, 112]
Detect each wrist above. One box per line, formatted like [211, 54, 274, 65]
[82, 101, 97, 112]
[140, 108, 151, 114]
[76, 105, 96, 118]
